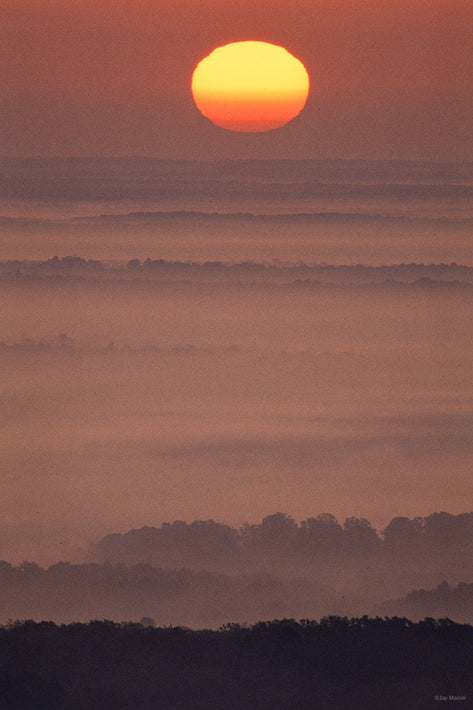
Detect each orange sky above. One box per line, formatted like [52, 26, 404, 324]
[1, 0, 472, 159]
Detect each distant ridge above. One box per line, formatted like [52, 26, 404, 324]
[1, 259, 472, 292]
[2, 210, 473, 225]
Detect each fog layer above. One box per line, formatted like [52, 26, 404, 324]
[1, 260, 472, 564]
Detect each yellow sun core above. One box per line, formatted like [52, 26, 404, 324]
[191, 41, 310, 132]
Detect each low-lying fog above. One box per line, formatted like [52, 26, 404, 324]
[2, 261, 472, 565]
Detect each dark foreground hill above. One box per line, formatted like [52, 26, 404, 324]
[1, 617, 472, 710]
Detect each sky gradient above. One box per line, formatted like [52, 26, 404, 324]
[1, 0, 472, 159]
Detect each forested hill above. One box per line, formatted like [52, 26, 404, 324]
[92, 511, 473, 597]
[2, 512, 473, 627]
[0, 617, 471, 710]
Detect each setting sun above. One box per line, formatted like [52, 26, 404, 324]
[191, 41, 310, 132]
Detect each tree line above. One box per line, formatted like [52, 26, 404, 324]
[0, 617, 471, 709]
[92, 511, 473, 579]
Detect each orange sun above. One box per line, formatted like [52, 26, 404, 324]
[191, 41, 310, 132]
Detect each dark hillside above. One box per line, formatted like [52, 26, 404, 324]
[0, 618, 471, 710]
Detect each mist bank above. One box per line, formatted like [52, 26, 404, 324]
[3, 209, 469, 264]
[1, 556, 473, 629]
[1, 157, 471, 202]
[91, 512, 473, 600]
[2, 257, 471, 563]
[2, 340, 471, 564]
[3, 511, 473, 629]
[2, 158, 471, 263]
[381, 581, 473, 624]
[0, 562, 340, 628]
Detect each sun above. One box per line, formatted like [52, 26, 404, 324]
[191, 41, 310, 132]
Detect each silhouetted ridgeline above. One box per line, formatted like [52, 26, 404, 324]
[0, 562, 340, 627]
[91, 512, 473, 593]
[3, 558, 473, 628]
[1, 257, 472, 289]
[0, 617, 472, 710]
[381, 581, 473, 622]
[2, 513, 473, 627]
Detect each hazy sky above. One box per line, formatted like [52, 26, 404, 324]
[1, 0, 472, 159]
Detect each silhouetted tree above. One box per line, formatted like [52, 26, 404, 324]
[382, 516, 424, 551]
[300, 513, 344, 555]
[343, 516, 380, 555]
